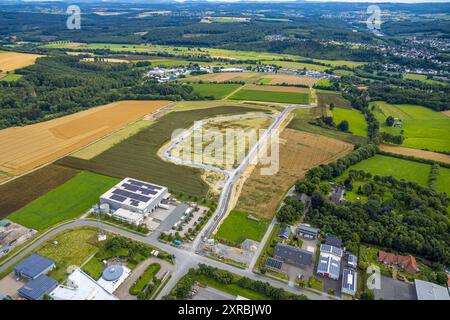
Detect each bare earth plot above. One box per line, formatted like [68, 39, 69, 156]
[236, 129, 353, 219]
[243, 85, 310, 93]
[0, 100, 169, 182]
[269, 74, 318, 87]
[0, 51, 43, 72]
[379, 144, 450, 165]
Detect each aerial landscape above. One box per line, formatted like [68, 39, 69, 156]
[0, 0, 449, 309]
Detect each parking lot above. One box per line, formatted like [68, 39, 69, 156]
[374, 275, 416, 300]
[0, 272, 26, 297]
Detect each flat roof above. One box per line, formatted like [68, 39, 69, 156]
[317, 254, 341, 279]
[342, 269, 357, 294]
[14, 254, 54, 279]
[101, 177, 167, 211]
[415, 279, 450, 300]
[112, 208, 144, 222]
[50, 269, 117, 300]
[298, 224, 319, 235]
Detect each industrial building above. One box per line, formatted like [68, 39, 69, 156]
[273, 243, 313, 268]
[14, 254, 55, 280]
[18, 275, 58, 300]
[97, 265, 131, 294]
[317, 244, 343, 280]
[110, 208, 144, 226]
[341, 269, 357, 296]
[414, 279, 450, 300]
[100, 178, 168, 215]
[50, 269, 118, 300]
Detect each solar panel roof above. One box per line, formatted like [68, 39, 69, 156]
[110, 194, 126, 203]
[266, 257, 283, 270]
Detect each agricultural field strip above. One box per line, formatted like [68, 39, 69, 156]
[161, 112, 275, 176]
[0, 100, 169, 178]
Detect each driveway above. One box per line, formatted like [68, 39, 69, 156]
[114, 257, 174, 300]
[374, 275, 416, 300]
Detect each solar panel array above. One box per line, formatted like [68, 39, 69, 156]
[317, 254, 341, 279]
[320, 244, 343, 257]
[342, 269, 356, 292]
[266, 257, 283, 270]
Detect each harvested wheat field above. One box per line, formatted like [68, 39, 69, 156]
[443, 110, 450, 118]
[0, 51, 43, 72]
[184, 72, 255, 83]
[236, 129, 353, 218]
[380, 144, 450, 165]
[269, 75, 318, 87]
[0, 100, 169, 182]
[244, 85, 310, 93]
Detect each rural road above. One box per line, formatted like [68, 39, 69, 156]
[0, 104, 338, 300]
[0, 219, 336, 300]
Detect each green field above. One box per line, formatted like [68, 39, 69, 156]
[0, 73, 22, 82]
[57, 105, 265, 199]
[332, 107, 367, 137]
[35, 228, 99, 282]
[404, 73, 446, 86]
[129, 263, 161, 295]
[371, 102, 450, 152]
[435, 167, 450, 195]
[317, 91, 351, 109]
[190, 83, 242, 99]
[230, 89, 309, 104]
[344, 155, 431, 186]
[8, 172, 120, 230]
[215, 210, 270, 246]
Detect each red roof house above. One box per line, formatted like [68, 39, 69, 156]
[377, 251, 419, 274]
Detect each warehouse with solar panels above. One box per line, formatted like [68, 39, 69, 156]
[100, 178, 168, 216]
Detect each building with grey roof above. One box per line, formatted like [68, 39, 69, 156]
[278, 226, 291, 240]
[329, 183, 345, 205]
[414, 279, 450, 300]
[18, 275, 58, 300]
[325, 235, 342, 248]
[298, 224, 319, 239]
[317, 244, 343, 280]
[347, 254, 358, 269]
[14, 254, 55, 280]
[341, 268, 357, 296]
[274, 243, 313, 268]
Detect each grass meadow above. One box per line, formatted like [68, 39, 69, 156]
[190, 83, 242, 99]
[215, 210, 270, 246]
[371, 102, 450, 152]
[332, 107, 368, 137]
[230, 88, 309, 104]
[8, 171, 120, 230]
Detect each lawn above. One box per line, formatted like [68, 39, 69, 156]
[129, 263, 161, 295]
[193, 274, 270, 300]
[190, 83, 241, 99]
[8, 171, 120, 230]
[435, 167, 450, 195]
[35, 228, 100, 282]
[371, 102, 450, 152]
[0, 73, 22, 82]
[215, 210, 270, 246]
[230, 89, 309, 104]
[332, 107, 368, 137]
[343, 155, 431, 186]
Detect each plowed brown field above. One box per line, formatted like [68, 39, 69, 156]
[243, 85, 310, 93]
[0, 100, 169, 182]
[236, 129, 353, 218]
